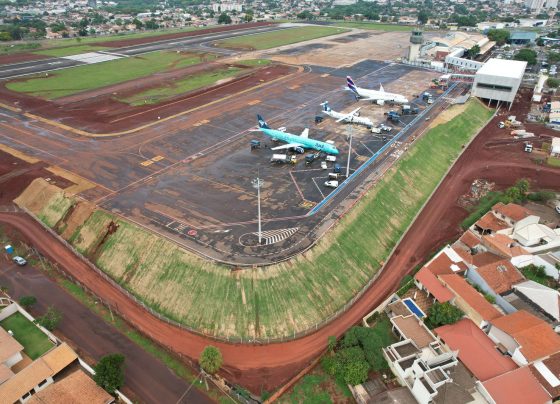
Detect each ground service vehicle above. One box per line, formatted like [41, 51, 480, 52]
[326, 155, 337, 162]
[321, 161, 328, 170]
[324, 180, 339, 188]
[271, 154, 296, 164]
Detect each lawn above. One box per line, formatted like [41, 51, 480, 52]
[215, 26, 348, 50]
[33, 45, 110, 57]
[330, 21, 415, 31]
[0, 312, 53, 360]
[547, 156, 560, 167]
[118, 59, 265, 106]
[17, 100, 493, 340]
[6, 51, 212, 99]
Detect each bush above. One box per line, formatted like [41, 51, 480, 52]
[19, 295, 37, 310]
[36, 306, 62, 331]
[199, 346, 223, 374]
[527, 191, 556, 201]
[343, 360, 370, 385]
[426, 302, 463, 329]
[94, 354, 125, 394]
[547, 77, 560, 88]
[340, 327, 360, 348]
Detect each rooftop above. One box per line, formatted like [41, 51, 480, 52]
[474, 211, 509, 232]
[424, 246, 469, 276]
[491, 310, 560, 362]
[476, 259, 525, 294]
[414, 267, 453, 303]
[28, 369, 114, 404]
[477, 58, 527, 79]
[530, 352, 560, 398]
[481, 233, 528, 258]
[482, 367, 550, 404]
[0, 343, 78, 403]
[435, 318, 517, 381]
[458, 230, 481, 249]
[438, 273, 502, 321]
[510, 31, 538, 40]
[514, 280, 560, 321]
[493, 202, 532, 223]
[0, 326, 23, 364]
[391, 315, 436, 349]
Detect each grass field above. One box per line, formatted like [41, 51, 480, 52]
[215, 26, 348, 50]
[0, 312, 53, 359]
[6, 51, 212, 99]
[17, 100, 492, 339]
[118, 59, 266, 106]
[33, 45, 110, 57]
[330, 21, 415, 31]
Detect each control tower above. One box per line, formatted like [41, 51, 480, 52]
[407, 29, 424, 61]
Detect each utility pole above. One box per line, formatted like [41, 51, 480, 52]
[252, 173, 264, 244]
[346, 125, 353, 178]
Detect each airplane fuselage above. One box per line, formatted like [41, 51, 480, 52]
[259, 128, 339, 155]
[355, 87, 408, 104]
[324, 109, 374, 127]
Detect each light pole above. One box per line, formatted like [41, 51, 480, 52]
[252, 174, 264, 244]
[346, 125, 353, 178]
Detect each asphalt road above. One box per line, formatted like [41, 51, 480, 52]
[0, 254, 214, 404]
[0, 25, 288, 80]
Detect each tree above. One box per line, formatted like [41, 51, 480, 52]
[244, 10, 254, 22]
[549, 51, 560, 63]
[514, 48, 537, 65]
[145, 19, 159, 30]
[426, 302, 463, 328]
[19, 296, 37, 310]
[94, 354, 125, 394]
[417, 9, 430, 24]
[343, 360, 370, 385]
[548, 77, 560, 88]
[218, 12, 232, 24]
[199, 346, 223, 374]
[514, 178, 529, 194]
[78, 28, 88, 37]
[297, 10, 314, 20]
[327, 335, 337, 352]
[0, 32, 12, 41]
[467, 44, 480, 59]
[132, 18, 143, 29]
[36, 306, 62, 331]
[487, 28, 510, 46]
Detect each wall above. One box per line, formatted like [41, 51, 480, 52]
[487, 325, 519, 355]
[465, 269, 517, 314]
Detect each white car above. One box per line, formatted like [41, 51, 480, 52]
[13, 256, 27, 266]
[325, 155, 337, 162]
[321, 161, 328, 170]
[555, 204, 560, 214]
[379, 124, 392, 132]
[324, 180, 339, 188]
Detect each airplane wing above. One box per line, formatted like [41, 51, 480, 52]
[271, 143, 304, 151]
[300, 128, 309, 138]
[335, 107, 362, 122]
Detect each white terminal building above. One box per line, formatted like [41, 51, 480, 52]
[472, 58, 527, 110]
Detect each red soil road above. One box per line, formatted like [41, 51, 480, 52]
[0, 63, 294, 133]
[1, 92, 559, 392]
[0, 52, 49, 65]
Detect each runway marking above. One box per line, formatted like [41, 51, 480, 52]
[152, 155, 164, 162]
[248, 99, 261, 106]
[140, 155, 165, 166]
[320, 74, 330, 78]
[0, 102, 21, 113]
[253, 227, 299, 245]
[289, 85, 300, 90]
[194, 119, 210, 127]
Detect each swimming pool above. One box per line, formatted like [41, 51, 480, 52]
[403, 298, 426, 318]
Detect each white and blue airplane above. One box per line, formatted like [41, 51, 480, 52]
[256, 115, 339, 155]
[346, 76, 408, 105]
[320, 101, 374, 128]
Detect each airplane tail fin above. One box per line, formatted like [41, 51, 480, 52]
[379, 83, 385, 93]
[257, 114, 270, 129]
[346, 76, 358, 94]
[321, 101, 331, 112]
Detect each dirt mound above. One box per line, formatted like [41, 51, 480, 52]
[60, 201, 95, 240]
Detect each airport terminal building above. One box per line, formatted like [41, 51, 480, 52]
[472, 58, 527, 109]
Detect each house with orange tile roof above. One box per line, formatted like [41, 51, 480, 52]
[473, 211, 510, 235]
[423, 245, 469, 276]
[435, 318, 518, 382]
[492, 202, 532, 227]
[438, 273, 503, 328]
[414, 267, 454, 304]
[530, 351, 560, 400]
[481, 233, 529, 258]
[487, 310, 560, 366]
[471, 260, 525, 295]
[477, 366, 551, 404]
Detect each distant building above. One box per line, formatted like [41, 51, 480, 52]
[212, 2, 243, 12]
[510, 31, 537, 45]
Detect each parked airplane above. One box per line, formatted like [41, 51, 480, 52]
[346, 76, 408, 105]
[256, 115, 339, 155]
[320, 101, 374, 128]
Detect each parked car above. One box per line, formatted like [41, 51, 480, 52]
[324, 180, 339, 188]
[555, 203, 560, 214]
[13, 256, 27, 266]
[321, 161, 328, 170]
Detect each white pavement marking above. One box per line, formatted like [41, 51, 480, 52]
[253, 227, 299, 245]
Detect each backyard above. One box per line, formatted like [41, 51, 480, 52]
[0, 312, 53, 360]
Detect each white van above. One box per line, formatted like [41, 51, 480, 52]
[324, 180, 339, 188]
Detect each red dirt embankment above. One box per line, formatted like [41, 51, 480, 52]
[1, 91, 559, 393]
[0, 52, 49, 65]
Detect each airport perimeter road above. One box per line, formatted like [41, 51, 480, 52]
[0, 24, 287, 80]
[0, 255, 213, 404]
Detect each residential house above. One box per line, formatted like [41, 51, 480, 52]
[435, 318, 518, 381]
[438, 273, 503, 328]
[487, 310, 560, 366]
[508, 215, 560, 253]
[477, 367, 551, 404]
[0, 327, 24, 371]
[492, 202, 532, 227]
[512, 281, 560, 322]
[530, 351, 560, 400]
[481, 233, 528, 258]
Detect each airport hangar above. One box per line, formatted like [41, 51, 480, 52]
[471, 58, 527, 110]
